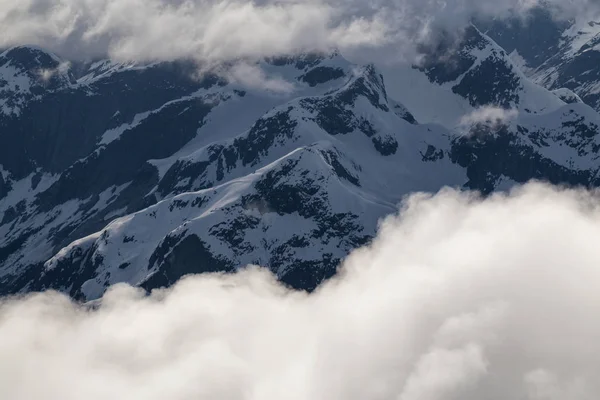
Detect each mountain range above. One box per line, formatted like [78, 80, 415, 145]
[3, 9, 600, 300]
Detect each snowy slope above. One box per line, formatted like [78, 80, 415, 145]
[481, 8, 600, 113]
[6, 61, 463, 298]
[0, 46, 73, 116]
[381, 26, 566, 128]
[531, 19, 600, 112]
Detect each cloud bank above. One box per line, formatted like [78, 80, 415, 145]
[2, 0, 600, 63]
[1, 182, 600, 399]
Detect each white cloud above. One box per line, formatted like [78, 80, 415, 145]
[36, 61, 71, 82]
[225, 62, 297, 93]
[459, 106, 519, 132]
[1, 0, 599, 64]
[1, 182, 600, 399]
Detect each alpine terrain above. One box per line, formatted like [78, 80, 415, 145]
[2, 7, 600, 300]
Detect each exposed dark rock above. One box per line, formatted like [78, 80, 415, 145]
[372, 135, 399, 156]
[299, 66, 345, 87]
[142, 234, 235, 291]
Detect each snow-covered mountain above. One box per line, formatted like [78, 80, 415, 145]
[2, 16, 600, 300]
[382, 26, 566, 128]
[479, 7, 600, 113]
[531, 19, 600, 112]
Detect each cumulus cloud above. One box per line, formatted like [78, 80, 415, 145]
[1, 182, 600, 399]
[1, 0, 599, 64]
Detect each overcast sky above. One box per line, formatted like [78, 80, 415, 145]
[2, 0, 600, 63]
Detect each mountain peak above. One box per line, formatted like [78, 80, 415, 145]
[1, 45, 64, 71]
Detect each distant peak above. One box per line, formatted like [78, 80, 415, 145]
[1, 45, 63, 71]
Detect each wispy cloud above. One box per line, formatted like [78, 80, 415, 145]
[459, 106, 519, 131]
[225, 62, 297, 93]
